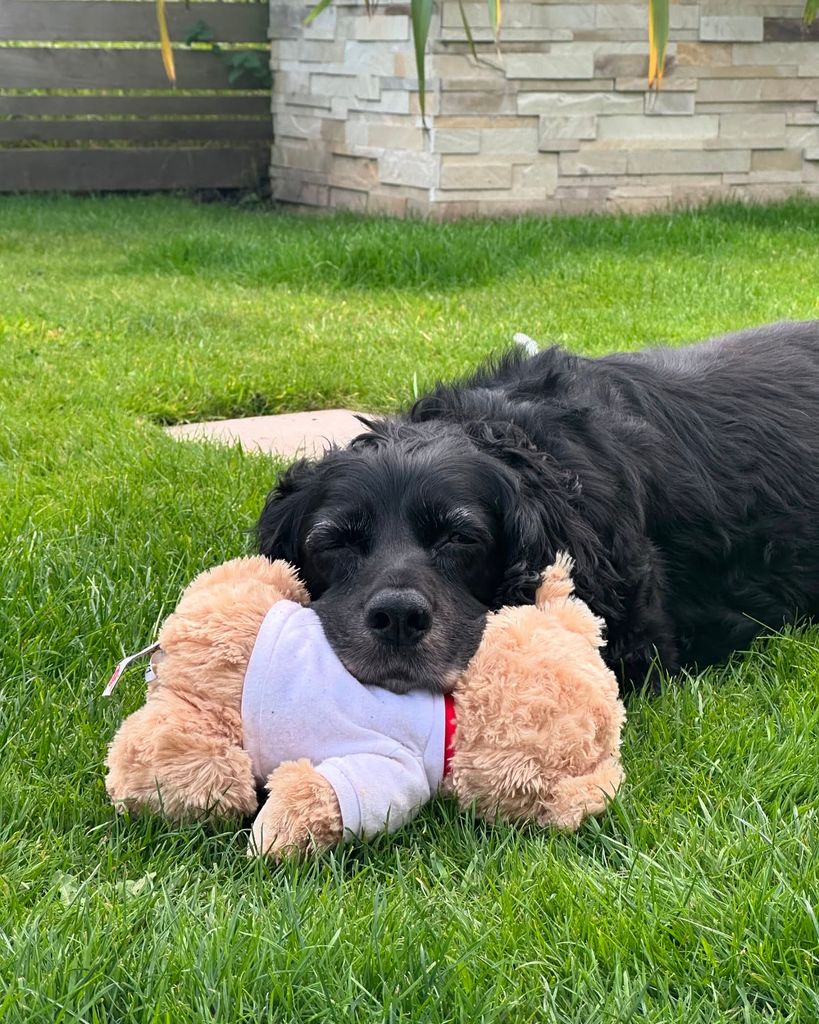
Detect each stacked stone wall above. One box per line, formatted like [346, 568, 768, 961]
[270, 0, 819, 215]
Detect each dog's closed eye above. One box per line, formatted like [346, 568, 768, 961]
[418, 506, 491, 550]
[440, 532, 479, 547]
[306, 516, 371, 554]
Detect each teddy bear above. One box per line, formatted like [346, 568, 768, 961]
[104, 553, 625, 859]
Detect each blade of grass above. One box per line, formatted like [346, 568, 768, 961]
[155, 0, 176, 87]
[804, 0, 819, 22]
[647, 0, 670, 88]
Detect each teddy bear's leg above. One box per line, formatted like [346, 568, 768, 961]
[544, 758, 624, 830]
[249, 759, 343, 860]
[105, 699, 258, 823]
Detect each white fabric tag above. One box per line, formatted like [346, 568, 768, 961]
[103, 641, 161, 697]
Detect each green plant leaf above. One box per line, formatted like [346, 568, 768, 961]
[224, 51, 271, 88]
[648, 0, 670, 87]
[305, 0, 334, 27]
[486, 0, 502, 48]
[184, 19, 214, 46]
[155, 0, 177, 86]
[411, 0, 434, 121]
[804, 0, 819, 23]
[457, 0, 478, 62]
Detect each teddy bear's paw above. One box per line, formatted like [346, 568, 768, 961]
[247, 816, 312, 861]
[247, 759, 343, 861]
[547, 757, 625, 829]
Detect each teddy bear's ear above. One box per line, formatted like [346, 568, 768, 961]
[179, 556, 309, 605]
[535, 552, 607, 648]
[535, 551, 575, 607]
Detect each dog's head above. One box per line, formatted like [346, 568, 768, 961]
[256, 418, 602, 694]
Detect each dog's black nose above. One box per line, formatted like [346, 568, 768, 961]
[365, 589, 433, 647]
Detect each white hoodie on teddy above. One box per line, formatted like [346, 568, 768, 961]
[241, 600, 446, 840]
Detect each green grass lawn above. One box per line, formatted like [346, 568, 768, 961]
[2, 194, 819, 1023]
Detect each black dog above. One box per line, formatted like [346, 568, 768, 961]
[257, 320, 819, 694]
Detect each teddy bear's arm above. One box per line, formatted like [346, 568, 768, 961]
[249, 747, 433, 859]
[106, 696, 258, 822]
[312, 748, 433, 841]
[250, 758, 343, 860]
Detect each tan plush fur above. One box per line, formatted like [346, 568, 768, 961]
[105, 552, 624, 858]
[444, 553, 625, 829]
[105, 557, 311, 825]
[250, 759, 343, 858]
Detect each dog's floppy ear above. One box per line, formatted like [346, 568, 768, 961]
[496, 480, 555, 606]
[465, 418, 624, 619]
[256, 458, 323, 565]
[462, 420, 558, 606]
[497, 477, 624, 620]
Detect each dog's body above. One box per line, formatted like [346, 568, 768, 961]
[258, 321, 819, 692]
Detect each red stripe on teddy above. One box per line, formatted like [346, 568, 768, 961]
[443, 693, 456, 777]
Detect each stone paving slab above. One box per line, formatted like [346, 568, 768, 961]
[166, 409, 369, 460]
[166, 339, 540, 459]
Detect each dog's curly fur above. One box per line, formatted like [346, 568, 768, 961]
[258, 321, 819, 692]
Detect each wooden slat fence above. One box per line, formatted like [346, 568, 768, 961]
[0, 1, 272, 193]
